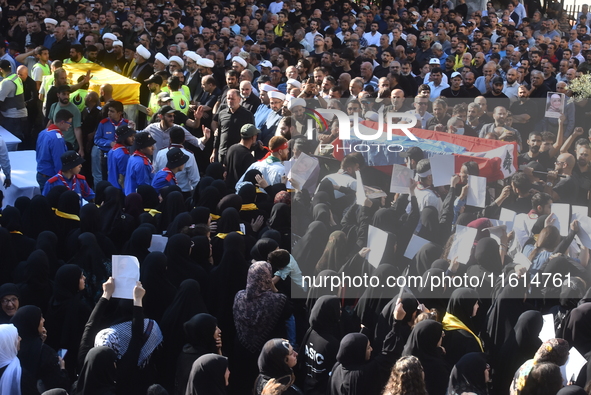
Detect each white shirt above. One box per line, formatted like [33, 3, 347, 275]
[237, 157, 285, 186]
[515, 3, 527, 25]
[513, 212, 538, 251]
[415, 184, 443, 214]
[0, 54, 16, 74]
[305, 31, 323, 48]
[268, 1, 284, 13]
[406, 109, 433, 129]
[362, 31, 382, 46]
[427, 81, 450, 101]
[423, 72, 448, 85]
[154, 145, 200, 192]
[503, 81, 521, 103]
[141, 122, 205, 159]
[320, 171, 357, 199]
[556, 72, 568, 83]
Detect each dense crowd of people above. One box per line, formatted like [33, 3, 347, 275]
[2, 0, 591, 394]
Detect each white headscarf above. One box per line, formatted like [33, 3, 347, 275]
[0, 324, 21, 395]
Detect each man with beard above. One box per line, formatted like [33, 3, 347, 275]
[503, 68, 521, 103]
[152, 32, 168, 56]
[143, 105, 210, 159]
[121, 45, 136, 77]
[216, 70, 240, 113]
[259, 90, 284, 146]
[145, 75, 163, 122]
[184, 51, 201, 99]
[121, 20, 137, 49]
[110, 41, 127, 74]
[240, 81, 261, 113]
[49, 26, 70, 61]
[399, 60, 418, 97]
[211, 89, 255, 164]
[85, 45, 99, 64]
[462, 72, 481, 98]
[375, 48, 394, 78]
[193, 57, 215, 102]
[236, 135, 288, 186]
[509, 85, 535, 142]
[384, 88, 411, 113]
[47, 85, 83, 154]
[528, 70, 550, 98]
[518, 126, 563, 170]
[542, 62, 557, 91]
[441, 71, 469, 101]
[43, 18, 58, 49]
[547, 151, 579, 204]
[225, 123, 259, 191]
[134, 18, 149, 38]
[484, 76, 510, 110]
[130, 44, 153, 129]
[570, 137, 591, 205]
[254, 83, 276, 129]
[478, 106, 522, 148]
[98, 33, 117, 69]
[153, 52, 169, 73]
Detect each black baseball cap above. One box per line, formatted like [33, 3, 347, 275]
[145, 75, 163, 85]
[241, 124, 260, 138]
[158, 105, 176, 115]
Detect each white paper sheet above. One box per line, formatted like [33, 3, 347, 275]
[574, 212, 591, 250]
[356, 170, 366, 205]
[111, 255, 140, 300]
[484, 225, 507, 246]
[565, 347, 587, 382]
[289, 153, 317, 188]
[572, 205, 588, 220]
[499, 208, 516, 233]
[404, 234, 431, 259]
[513, 252, 533, 270]
[539, 313, 556, 342]
[389, 164, 414, 194]
[283, 161, 293, 189]
[466, 175, 486, 208]
[367, 225, 389, 268]
[148, 234, 168, 253]
[364, 186, 387, 199]
[447, 225, 478, 264]
[552, 203, 571, 237]
[430, 155, 456, 187]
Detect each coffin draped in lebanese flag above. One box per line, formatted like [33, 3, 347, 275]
[330, 121, 519, 183]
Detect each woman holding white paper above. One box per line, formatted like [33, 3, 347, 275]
[522, 219, 579, 281]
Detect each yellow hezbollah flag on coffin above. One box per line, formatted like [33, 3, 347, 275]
[62, 63, 140, 105]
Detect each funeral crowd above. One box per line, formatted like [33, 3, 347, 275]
[2, 0, 591, 394]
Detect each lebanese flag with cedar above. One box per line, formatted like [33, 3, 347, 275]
[332, 123, 519, 183]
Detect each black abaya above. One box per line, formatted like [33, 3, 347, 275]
[140, 251, 176, 323]
[494, 311, 543, 395]
[402, 320, 450, 395]
[175, 314, 220, 395]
